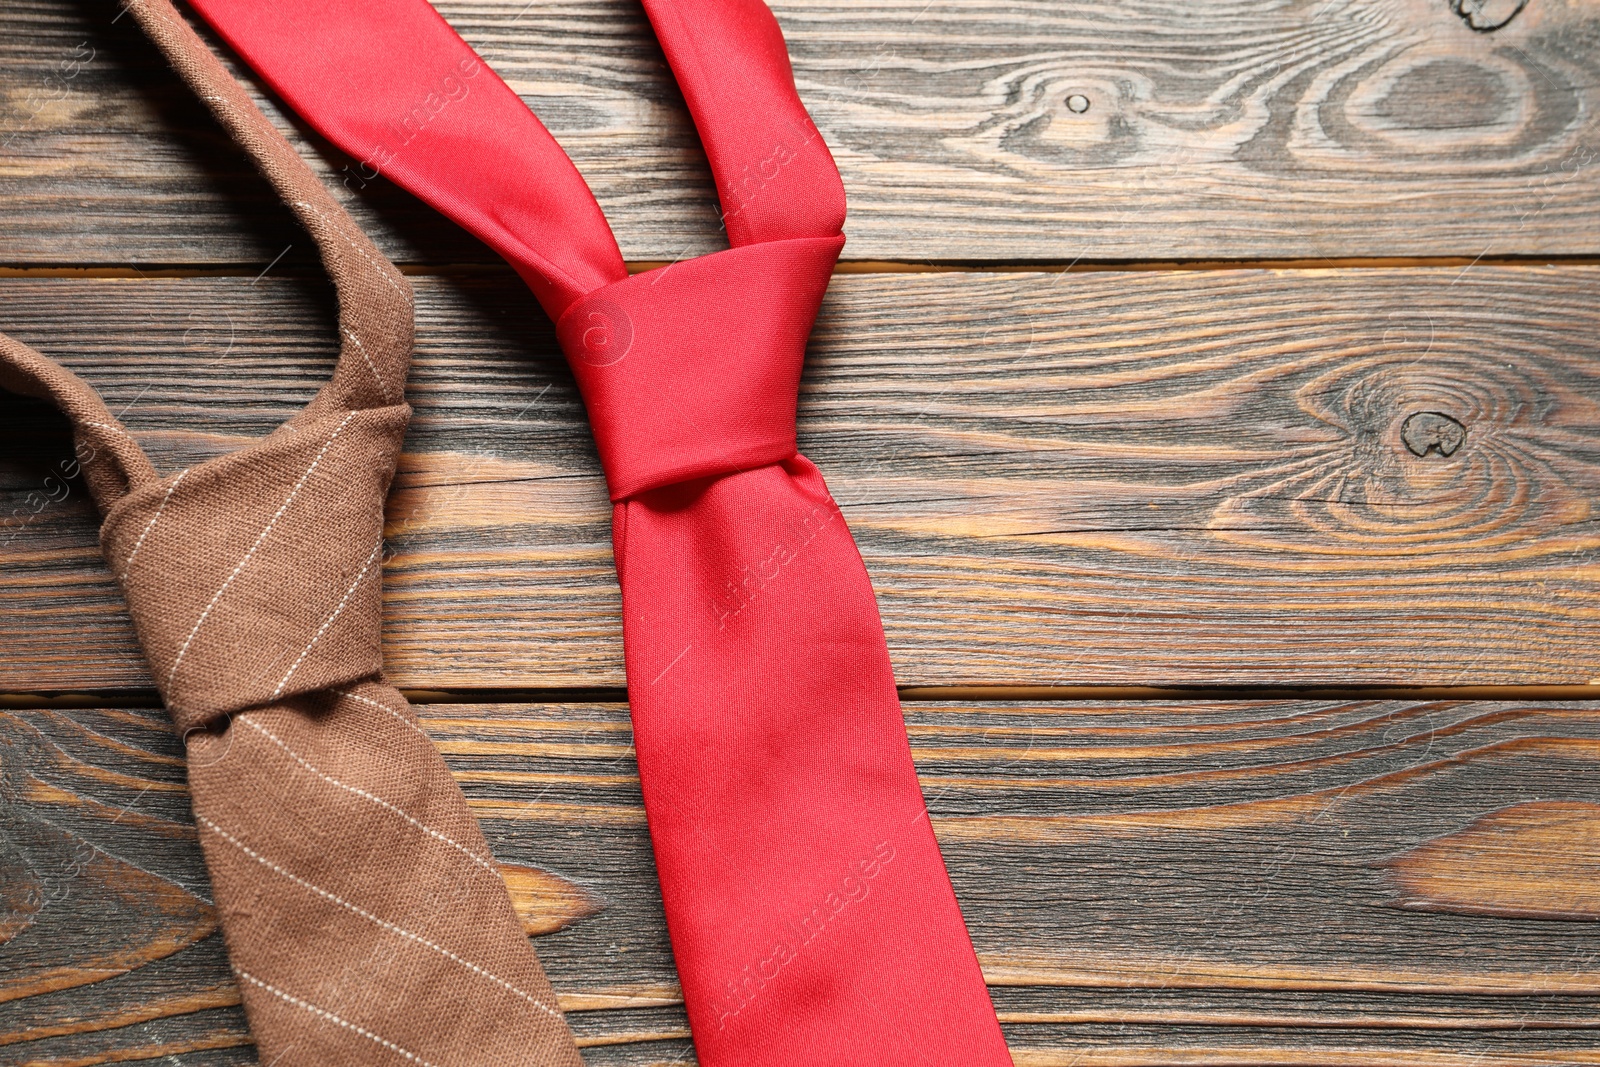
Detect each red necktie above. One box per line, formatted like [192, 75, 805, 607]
[182, 1, 1012, 1062]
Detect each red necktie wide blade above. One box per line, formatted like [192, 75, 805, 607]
[183, 0, 1013, 1062]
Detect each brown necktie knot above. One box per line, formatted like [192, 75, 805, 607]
[101, 404, 409, 731]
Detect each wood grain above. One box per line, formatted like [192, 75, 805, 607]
[4, 267, 1600, 690]
[2, 0, 1598, 267]
[1385, 800, 1600, 921]
[5, 697, 1600, 1064]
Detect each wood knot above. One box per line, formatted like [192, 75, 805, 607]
[1449, 0, 1528, 31]
[1065, 94, 1091, 114]
[1401, 411, 1466, 457]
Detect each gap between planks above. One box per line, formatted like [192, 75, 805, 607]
[4, 683, 1600, 711]
[4, 254, 1600, 280]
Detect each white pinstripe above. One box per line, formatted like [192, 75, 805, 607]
[82, 419, 141, 444]
[271, 538, 383, 699]
[293, 200, 409, 299]
[119, 468, 188, 581]
[238, 714, 497, 874]
[197, 815, 561, 1021]
[343, 327, 395, 402]
[234, 969, 440, 1067]
[336, 686, 433, 743]
[166, 411, 356, 690]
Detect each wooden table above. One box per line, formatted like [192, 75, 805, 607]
[4, 0, 1600, 1063]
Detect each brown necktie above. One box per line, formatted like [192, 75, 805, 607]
[0, 1, 582, 1064]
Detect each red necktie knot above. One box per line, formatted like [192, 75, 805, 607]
[556, 234, 843, 500]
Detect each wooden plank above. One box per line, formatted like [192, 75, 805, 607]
[5, 266, 1600, 691]
[3, 0, 1599, 266]
[3, 696, 1600, 1064]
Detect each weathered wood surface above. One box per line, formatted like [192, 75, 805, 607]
[3, 0, 1600, 266]
[4, 697, 1600, 1065]
[6, 0, 1600, 1062]
[5, 267, 1600, 691]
